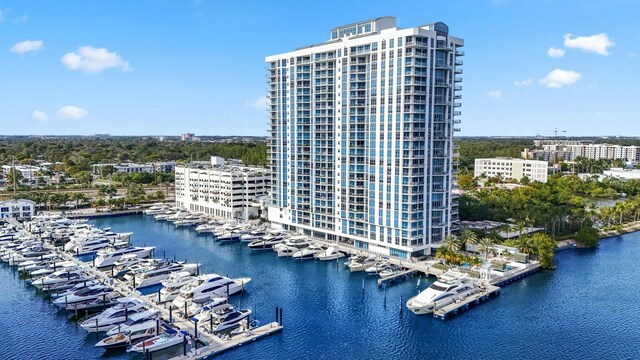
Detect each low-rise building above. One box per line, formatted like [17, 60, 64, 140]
[602, 168, 640, 180]
[92, 162, 176, 175]
[175, 159, 270, 220]
[475, 158, 548, 183]
[0, 199, 36, 219]
[1, 165, 42, 181]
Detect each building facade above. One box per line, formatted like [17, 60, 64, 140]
[474, 158, 548, 183]
[266, 17, 463, 259]
[2, 165, 42, 181]
[539, 143, 640, 162]
[92, 162, 176, 175]
[0, 199, 36, 219]
[174, 160, 270, 220]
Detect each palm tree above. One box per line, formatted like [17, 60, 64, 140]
[516, 236, 535, 255]
[459, 229, 477, 253]
[442, 235, 461, 253]
[477, 237, 495, 261]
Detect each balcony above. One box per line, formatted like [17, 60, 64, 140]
[455, 60, 463, 66]
[434, 78, 451, 87]
[455, 77, 463, 82]
[455, 50, 465, 56]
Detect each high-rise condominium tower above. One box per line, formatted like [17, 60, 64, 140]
[266, 17, 463, 259]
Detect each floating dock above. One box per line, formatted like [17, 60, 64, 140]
[432, 284, 501, 319]
[377, 269, 416, 287]
[169, 322, 283, 360]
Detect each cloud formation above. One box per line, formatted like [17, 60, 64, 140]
[514, 79, 533, 87]
[487, 90, 503, 99]
[61, 46, 131, 73]
[0, 8, 5, 23]
[547, 47, 565, 58]
[32, 110, 48, 122]
[539, 69, 582, 88]
[56, 105, 88, 119]
[9, 40, 44, 54]
[563, 33, 614, 55]
[248, 96, 270, 109]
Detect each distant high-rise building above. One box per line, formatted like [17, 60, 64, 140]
[265, 17, 463, 259]
[181, 133, 196, 141]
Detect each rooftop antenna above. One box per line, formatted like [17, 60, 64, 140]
[553, 128, 567, 145]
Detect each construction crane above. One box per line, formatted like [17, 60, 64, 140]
[552, 128, 567, 138]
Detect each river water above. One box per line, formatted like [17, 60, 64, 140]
[1, 215, 638, 359]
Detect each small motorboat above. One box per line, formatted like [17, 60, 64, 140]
[315, 247, 346, 261]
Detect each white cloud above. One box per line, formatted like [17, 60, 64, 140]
[563, 33, 614, 56]
[32, 110, 48, 122]
[514, 79, 533, 87]
[539, 69, 582, 88]
[248, 96, 270, 109]
[547, 47, 565, 58]
[9, 40, 43, 54]
[61, 46, 131, 73]
[56, 105, 88, 119]
[487, 89, 503, 99]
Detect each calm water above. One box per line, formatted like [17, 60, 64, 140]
[1, 215, 639, 360]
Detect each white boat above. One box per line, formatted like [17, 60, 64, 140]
[364, 260, 390, 275]
[194, 305, 252, 333]
[94, 246, 155, 268]
[275, 245, 298, 257]
[96, 321, 159, 349]
[79, 297, 146, 332]
[127, 328, 186, 353]
[347, 256, 377, 272]
[157, 272, 197, 303]
[52, 284, 116, 308]
[124, 262, 199, 289]
[186, 297, 227, 317]
[172, 275, 251, 309]
[315, 247, 346, 261]
[406, 270, 479, 315]
[30, 268, 88, 289]
[247, 234, 283, 250]
[239, 231, 266, 243]
[292, 244, 326, 260]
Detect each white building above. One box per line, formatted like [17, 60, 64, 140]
[541, 143, 640, 162]
[474, 158, 548, 183]
[0, 199, 36, 219]
[602, 168, 640, 180]
[266, 17, 463, 259]
[2, 165, 42, 181]
[92, 162, 176, 175]
[174, 159, 270, 220]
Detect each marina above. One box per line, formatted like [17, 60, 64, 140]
[1, 213, 639, 359]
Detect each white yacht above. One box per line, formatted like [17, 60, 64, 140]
[172, 274, 251, 309]
[125, 262, 199, 289]
[347, 256, 377, 272]
[94, 246, 155, 268]
[194, 304, 252, 334]
[406, 271, 479, 315]
[292, 244, 326, 260]
[186, 297, 227, 318]
[96, 317, 160, 349]
[79, 297, 146, 332]
[315, 247, 346, 261]
[52, 285, 117, 309]
[127, 328, 185, 353]
[157, 272, 197, 303]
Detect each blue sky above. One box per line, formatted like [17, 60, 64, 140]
[1, 0, 638, 136]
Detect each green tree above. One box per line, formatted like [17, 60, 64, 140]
[531, 233, 556, 269]
[7, 168, 24, 186]
[575, 226, 599, 248]
[477, 237, 495, 261]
